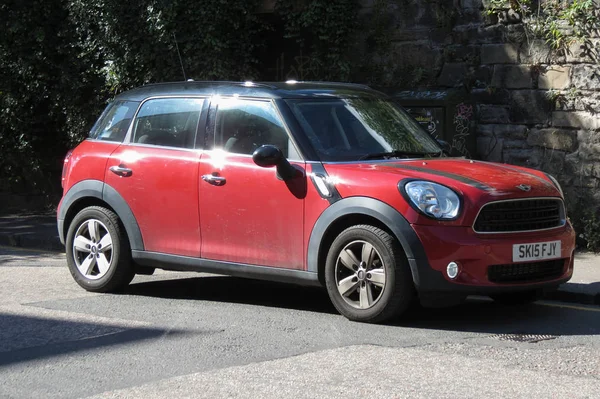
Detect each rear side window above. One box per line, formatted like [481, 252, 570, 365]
[132, 98, 204, 149]
[89, 101, 139, 142]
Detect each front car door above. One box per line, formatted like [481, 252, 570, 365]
[198, 97, 305, 269]
[105, 97, 207, 257]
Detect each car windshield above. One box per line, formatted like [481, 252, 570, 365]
[286, 98, 442, 162]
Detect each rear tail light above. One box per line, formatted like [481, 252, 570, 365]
[61, 149, 73, 188]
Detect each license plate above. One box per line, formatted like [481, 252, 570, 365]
[512, 241, 561, 262]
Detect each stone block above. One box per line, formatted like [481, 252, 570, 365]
[571, 65, 600, 91]
[437, 63, 469, 87]
[476, 124, 495, 137]
[540, 150, 567, 176]
[461, 0, 482, 9]
[539, 66, 571, 90]
[481, 44, 519, 64]
[503, 148, 543, 168]
[578, 130, 600, 145]
[476, 123, 528, 139]
[477, 136, 503, 162]
[519, 40, 553, 64]
[470, 88, 510, 105]
[503, 139, 527, 149]
[444, 45, 480, 64]
[553, 112, 600, 130]
[492, 65, 533, 89]
[575, 92, 600, 113]
[566, 39, 600, 63]
[577, 142, 600, 161]
[392, 42, 443, 71]
[527, 128, 578, 152]
[510, 90, 552, 125]
[478, 105, 510, 123]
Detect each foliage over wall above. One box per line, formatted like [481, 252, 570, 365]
[1, 0, 364, 198]
[1, 0, 264, 197]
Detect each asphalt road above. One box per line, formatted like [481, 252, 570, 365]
[1, 246, 599, 399]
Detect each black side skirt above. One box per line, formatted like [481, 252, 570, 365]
[132, 251, 322, 287]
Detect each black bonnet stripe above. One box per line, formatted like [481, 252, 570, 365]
[480, 162, 554, 189]
[386, 164, 493, 191]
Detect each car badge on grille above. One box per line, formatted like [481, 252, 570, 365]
[516, 184, 532, 192]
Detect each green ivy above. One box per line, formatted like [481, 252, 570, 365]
[275, 0, 360, 81]
[485, 0, 600, 52]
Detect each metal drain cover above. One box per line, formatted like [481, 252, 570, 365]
[491, 334, 558, 343]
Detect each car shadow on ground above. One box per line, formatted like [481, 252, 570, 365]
[126, 275, 600, 337]
[126, 275, 337, 314]
[0, 313, 187, 367]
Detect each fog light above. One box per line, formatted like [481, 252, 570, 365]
[447, 262, 459, 279]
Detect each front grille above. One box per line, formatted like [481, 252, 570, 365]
[474, 198, 564, 233]
[488, 259, 565, 284]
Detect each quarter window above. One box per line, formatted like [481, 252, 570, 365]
[89, 101, 138, 142]
[132, 98, 204, 149]
[213, 99, 290, 157]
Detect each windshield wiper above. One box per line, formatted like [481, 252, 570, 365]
[358, 150, 442, 161]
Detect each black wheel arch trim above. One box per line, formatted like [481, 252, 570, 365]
[307, 196, 432, 289]
[57, 180, 144, 251]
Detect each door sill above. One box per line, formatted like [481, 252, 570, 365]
[132, 250, 321, 287]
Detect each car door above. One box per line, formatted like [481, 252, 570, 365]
[198, 97, 305, 269]
[105, 97, 207, 257]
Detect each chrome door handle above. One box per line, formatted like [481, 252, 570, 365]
[109, 165, 133, 177]
[202, 174, 226, 186]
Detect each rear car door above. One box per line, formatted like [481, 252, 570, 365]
[198, 97, 305, 269]
[105, 97, 207, 257]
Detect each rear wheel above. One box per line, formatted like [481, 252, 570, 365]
[66, 206, 134, 292]
[324, 225, 414, 323]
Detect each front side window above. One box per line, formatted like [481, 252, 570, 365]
[132, 98, 204, 149]
[89, 101, 139, 142]
[212, 98, 291, 157]
[286, 98, 442, 162]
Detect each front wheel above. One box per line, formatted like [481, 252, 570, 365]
[66, 206, 134, 292]
[324, 225, 414, 323]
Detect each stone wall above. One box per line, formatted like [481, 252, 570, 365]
[359, 0, 600, 220]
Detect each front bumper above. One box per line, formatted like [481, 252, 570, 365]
[409, 222, 576, 295]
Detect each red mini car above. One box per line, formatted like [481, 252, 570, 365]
[58, 81, 575, 323]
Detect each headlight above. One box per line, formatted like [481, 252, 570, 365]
[402, 181, 461, 219]
[546, 173, 564, 197]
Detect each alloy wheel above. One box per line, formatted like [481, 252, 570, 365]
[72, 219, 113, 280]
[335, 240, 386, 309]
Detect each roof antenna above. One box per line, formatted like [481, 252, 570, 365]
[173, 33, 187, 81]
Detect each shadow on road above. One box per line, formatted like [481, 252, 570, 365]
[126, 276, 337, 315]
[0, 313, 186, 367]
[127, 275, 600, 337]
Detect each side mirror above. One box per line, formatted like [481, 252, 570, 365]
[252, 145, 283, 167]
[437, 139, 452, 155]
[252, 145, 298, 181]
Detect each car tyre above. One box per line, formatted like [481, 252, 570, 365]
[324, 225, 414, 323]
[66, 206, 134, 293]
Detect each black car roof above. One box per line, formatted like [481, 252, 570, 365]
[114, 81, 386, 102]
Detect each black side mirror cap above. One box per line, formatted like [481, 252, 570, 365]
[252, 145, 298, 181]
[252, 145, 283, 167]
